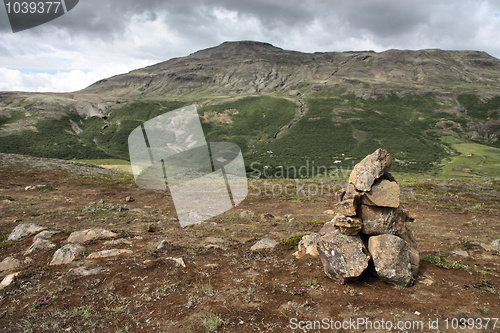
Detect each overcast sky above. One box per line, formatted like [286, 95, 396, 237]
[1, 0, 500, 92]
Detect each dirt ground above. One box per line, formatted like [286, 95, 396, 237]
[0, 153, 499, 332]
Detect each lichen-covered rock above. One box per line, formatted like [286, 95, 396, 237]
[331, 213, 363, 235]
[86, 249, 133, 260]
[361, 179, 400, 208]
[8, 223, 46, 241]
[335, 198, 359, 216]
[67, 229, 118, 244]
[349, 148, 392, 192]
[25, 238, 56, 255]
[293, 233, 319, 258]
[250, 238, 277, 251]
[50, 244, 85, 266]
[0, 257, 22, 273]
[368, 234, 414, 286]
[317, 222, 370, 284]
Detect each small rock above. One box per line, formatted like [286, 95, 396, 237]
[293, 234, 319, 259]
[67, 229, 119, 244]
[147, 224, 157, 233]
[125, 196, 134, 202]
[331, 213, 362, 235]
[8, 223, 47, 241]
[361, 179, 400, 208]
[349, 148, 392, 192]
[322, 209, 335, 215]
[24, 238, 56, 255]
[0, 272, 20, 290]
[0, 257, 22, 273]
[250, 238, 277, 251]
[86, 249, 133, 260]
[317, 222, 370, 284]
[368, 234, 414, 286]
[70, 266, 105, 277]
[50, 244, 86, 266]
[240, 210, 255, 219]
[166, 257, 186, 267]
[103, 239, 133, 246]
[260, 213, 275, 221]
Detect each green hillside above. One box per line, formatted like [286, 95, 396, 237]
[1, 93, 500, 178]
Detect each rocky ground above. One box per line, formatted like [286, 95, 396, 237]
[0, 153, 499, 332]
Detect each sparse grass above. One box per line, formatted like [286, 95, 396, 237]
[82, 203, 128, 213]
[201, 313, 227, 332]
[422, 253, 470, 270]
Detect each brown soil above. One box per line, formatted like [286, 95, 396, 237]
[0, 154, 499, 332]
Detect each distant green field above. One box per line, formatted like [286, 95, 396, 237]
[438, 136, 500, 178]
[78, 159, 132, 173]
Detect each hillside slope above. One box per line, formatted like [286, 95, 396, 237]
[1, 41, 500, 176]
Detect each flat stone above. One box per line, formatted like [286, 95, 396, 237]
[361, 179, 400, 208]
[322, 209, 335, 215]
[368, 234, 414, 286]
[349, 148, 392, 192]
[250, 238, 277, 251]
[317, 222, 370, 284]
[50, 244, 85, 266]
[8, 223, 47, 241]
[34, 230, 58, 241]
[293, 233, 319, 259]
[335, 198, 358, 217]
[0, 257, 22, 273]
[24, 238, 56, 255]
[331, 213, 362, 235]
[70, 266, 105, 277]
[86, 249, 133, 260]
[67, 229, 119, 244]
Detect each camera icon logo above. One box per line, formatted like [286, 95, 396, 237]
[128, 105, 248, 227]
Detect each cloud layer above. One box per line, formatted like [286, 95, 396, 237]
[1, 0, 500, 92]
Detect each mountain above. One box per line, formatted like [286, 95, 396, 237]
[83, 41, 500, 98]
[1, 41, 500, 177]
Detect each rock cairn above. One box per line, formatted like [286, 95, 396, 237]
[317, 149, 419, 286]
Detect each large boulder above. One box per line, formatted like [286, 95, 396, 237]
[317, 222, 370, 284]
[361, 179, 400, 208]
[348, 148, 392, 192]
[368, 234, 414, 286]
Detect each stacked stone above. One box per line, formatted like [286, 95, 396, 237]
[317, 149, 419, 287]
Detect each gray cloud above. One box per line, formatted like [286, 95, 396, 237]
[1, 0, 500, 92]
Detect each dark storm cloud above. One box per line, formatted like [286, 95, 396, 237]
[1, 0, 500, 92]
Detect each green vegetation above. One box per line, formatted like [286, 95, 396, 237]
[2, 93, 500, 178]
[280, 233, 307, 250]
[422, 252, 470, 270]
[438, 136, 500, 178]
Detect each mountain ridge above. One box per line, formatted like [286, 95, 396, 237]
[82, 41, 500, 98]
